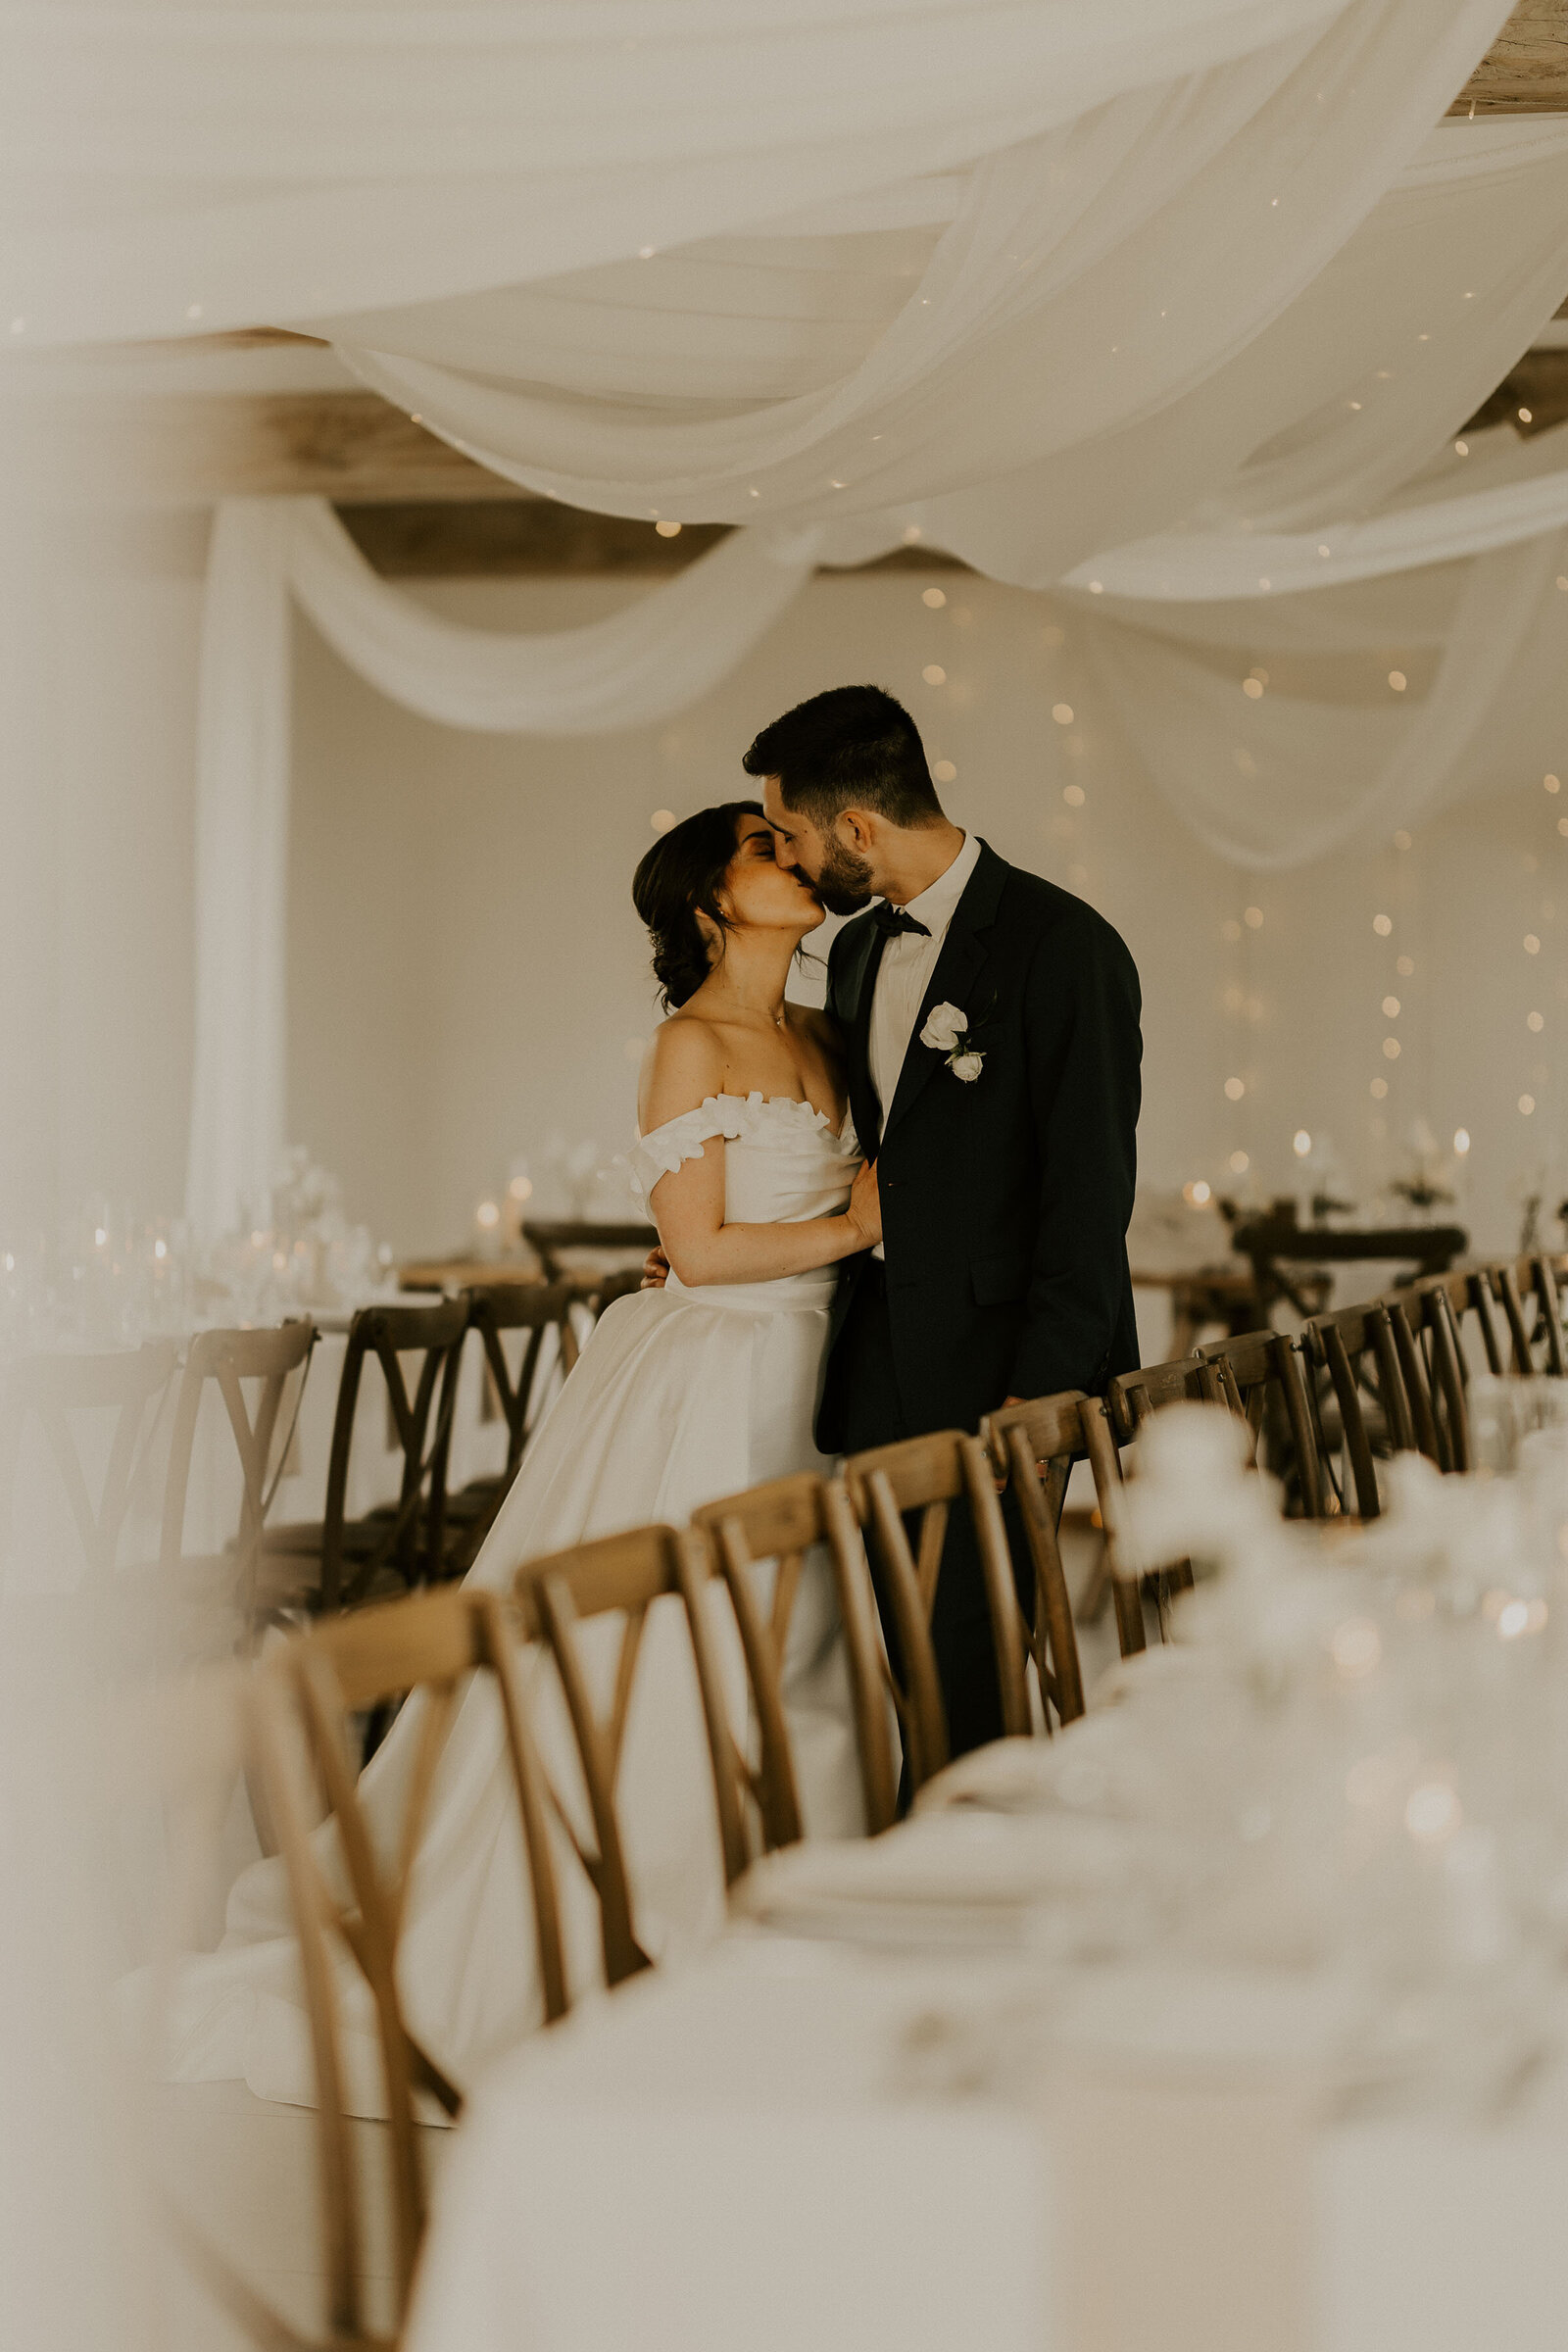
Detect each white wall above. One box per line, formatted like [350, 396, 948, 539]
[287, 567, 1566, 1267]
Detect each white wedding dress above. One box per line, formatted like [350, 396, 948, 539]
[147, 1092, 865, 2110]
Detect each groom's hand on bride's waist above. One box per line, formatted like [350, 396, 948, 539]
[642, 1245, 670, 1290]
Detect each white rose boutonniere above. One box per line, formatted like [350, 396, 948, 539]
[920, 1002, 986, 1084]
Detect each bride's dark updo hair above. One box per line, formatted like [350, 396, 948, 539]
[632, 801, 763, 1010]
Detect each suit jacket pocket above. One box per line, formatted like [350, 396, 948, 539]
[971, 1251, 1029, 1307]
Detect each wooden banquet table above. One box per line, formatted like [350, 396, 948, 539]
[405, 1735, 1568, 2352]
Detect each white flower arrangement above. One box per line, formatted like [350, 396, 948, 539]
[920, 1002, 986, 1083]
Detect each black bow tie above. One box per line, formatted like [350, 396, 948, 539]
[871, 902, 930, 940]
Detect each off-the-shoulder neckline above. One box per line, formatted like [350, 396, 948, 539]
[639, 1091, 849, 1144]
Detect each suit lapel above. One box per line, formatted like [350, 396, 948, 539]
[881, 841, 1007, 1148]
[838, 914, 886, 1157]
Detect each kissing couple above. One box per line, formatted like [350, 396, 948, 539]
[165, 682, 1142, 2097]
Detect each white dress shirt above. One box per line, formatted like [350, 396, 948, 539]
[867, 829, 981, 1117]
[865, 830, 980, 1256]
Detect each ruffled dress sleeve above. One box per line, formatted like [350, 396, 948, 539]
[623, 1097, 747, 1204]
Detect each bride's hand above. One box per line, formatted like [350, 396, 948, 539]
[844, 1158, 882, 1251]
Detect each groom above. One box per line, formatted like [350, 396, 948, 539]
[748, 684, 1142, 1761]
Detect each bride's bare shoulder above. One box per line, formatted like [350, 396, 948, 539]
[638, 1010, 726, 1133]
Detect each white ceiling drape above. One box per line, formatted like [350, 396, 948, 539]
[17, 0, 1568, 1230]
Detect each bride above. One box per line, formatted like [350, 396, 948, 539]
[150, 800, 879, 2106]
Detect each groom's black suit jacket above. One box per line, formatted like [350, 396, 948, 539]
[815, 840, 1142, 1453]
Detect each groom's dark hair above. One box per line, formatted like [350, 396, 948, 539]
[743, 685, 943, 828]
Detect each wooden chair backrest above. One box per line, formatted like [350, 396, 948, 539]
[1301, 1297, 1428, 1519]
[693, 1470, 897, 1836]
[1194, 1328, 1326, 1516]
[255, 1586, 565, 2341]
[319, 1298, 468, 1607]
[982, 1391, 1088, 1730]
[1107, 1354, 1205, 1443]
[442, 1282, 577, 1482]
[840, 1428, 1021, 1790]
[159, 1322, 316, 1591]
[514, 1519, 770, 1943]
[1079, 1390, 1189, 1659]
[1389, 1278, 1473, 1472]
[0, 1340, 179, 1582]
[1486, 1254, 1568, 1378]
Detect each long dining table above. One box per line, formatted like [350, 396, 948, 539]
[403, 1712, 1568, 2352]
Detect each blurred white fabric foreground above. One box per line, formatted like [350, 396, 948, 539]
[405, 1933, 1568, 2352]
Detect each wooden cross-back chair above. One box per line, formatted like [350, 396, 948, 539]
[1389, 1276, 1474, 1472]
[514, 1519, 785, 1944]
[140, 1321, 318, 1658]
[1487, 1254, 1568, 1379]
[982, 1391, 1089, 1732]
[839, 1429, 1023, 1797]
[0, 1339, 179, 1586]
[431, 1282, 577, 1576]
[1301, 1297, 1433, 1520]
[1089, 1374, 1200, 1658]
[692, 1470, 898, 1836]
[1194, 1329, 1326, 1517]
[251, 1586, 569, 2346]
[261, 1298, 468, 1615]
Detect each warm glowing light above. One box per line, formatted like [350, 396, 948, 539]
[476, 1200, 501, 1229]
[1242, 677, 1264, 700]
[1229, 1151, 1250, 1174]
[1497, 1598, 1531, 1641]
[1525, 934, 1541, 955]
[651, 808, 675, 831]
[1383, 1037, 1400, 1059]
[1244, 906, 1263, 929]
[654, 519, 682, 537]
[1088, 580, 1103, 594]
[1453, 1128, 1470, 1154]
[1388, 670, 1406, 692]
[1, 1253, 12, 1273]
[1331, 1617, 1382, 1678]
[1183, 1180, 1212, 1206]
[1224, 1076, 1246, 1101]
[1519, 407, 1534, 424]
[508, 1175, 534, 1201]
[1521, 1094, 1537, 1115]
[932, 760, 956, 784]
[1373, 912, 1393, 936]
[1405, 1781, 1461, 1844]
[94, 1227, 108, 1248]
[1062, 783, 1085, 808]
[1293, 1130, 1311, 1157]
[1558, 818, 1568, 838]
[1370, 1078, 1389, 1100]
[1396, 955, 1414, 976]
[1052, 702, 1074, 724]
[1454, 439, 1469, 456]
[1529, 1010, 1544, 1033]
[902, 525, 923, 544]
[923, 664, 948, 686]
[1546, 775, 1561, 795]
[1383, 996, 1400, 1018]
[922, 588, 947, 609]
[154, 1238, 168, 1260]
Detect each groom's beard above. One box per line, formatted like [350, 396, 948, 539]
[811, 838, 875, 916]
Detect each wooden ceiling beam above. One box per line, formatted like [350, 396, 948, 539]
[336, 502, 965, 577]
[1447, 0, 1568, 112]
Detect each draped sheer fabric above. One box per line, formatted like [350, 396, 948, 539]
[15, 0, 1568, 1223]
